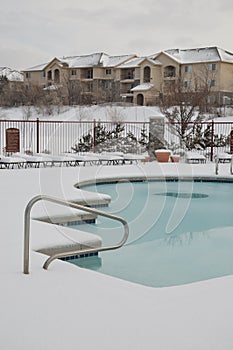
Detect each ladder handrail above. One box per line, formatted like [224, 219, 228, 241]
[215, 156, 219, 175]
[23, 195, 129, 274]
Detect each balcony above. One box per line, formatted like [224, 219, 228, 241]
[164, 66, 176, 79]
[80, 69, 93, 80]
[120, 82, 134, 95]
[120, 69, 135, 82]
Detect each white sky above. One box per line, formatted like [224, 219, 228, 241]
[1, 0, 233, 70]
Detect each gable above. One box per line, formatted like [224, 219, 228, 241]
[154, 52, 179, 66]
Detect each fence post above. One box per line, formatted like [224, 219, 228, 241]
[210, 120, 214, 161]
[148, 116, 165, 160]
[36, 118, 40, 154]
[93, 119, 96, 153]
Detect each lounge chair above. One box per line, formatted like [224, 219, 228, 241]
[122, 153, 146, 164]
[0, 156, 27, 169]
[185, 151, 206, 164]
[214, 152, 232, 163]
[63, 153, 101, 166]
[43, 154, 77, 167]
[13, 153, 45, 168]
[98, 152, 124, 165]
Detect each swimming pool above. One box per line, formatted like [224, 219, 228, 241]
[70, 180, 233, 287]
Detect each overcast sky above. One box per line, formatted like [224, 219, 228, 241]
[1, 0, 233, 71]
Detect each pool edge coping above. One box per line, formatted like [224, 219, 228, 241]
[76, 174, 233, 188]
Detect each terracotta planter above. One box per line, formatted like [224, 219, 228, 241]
[171, 155, 180, 163]
[141, 156, 150, 163]
[155, 149, 171, 162]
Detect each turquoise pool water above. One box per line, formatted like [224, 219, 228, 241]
[70, 180, 233, 287]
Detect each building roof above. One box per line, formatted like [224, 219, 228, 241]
[0, 67, 23, 81]
[131, 83, 154, 92]
[99, 54, 137, 67]
[23, 46, 233, 72]
[24, 53, 137, 71]
[24, 62, 49, 71]
[117, 57, 161, 68]
[152, 46, 233, 64]
[60, 52, 107, 68]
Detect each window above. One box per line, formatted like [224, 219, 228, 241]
[40, 71, 46, 78]
[105, 69, 111, 75]
[87, 82, 93, 92]
[208, 79, 215, 87]
[86, 69, 93, 79]
[144, 66, 151, 83]
[54, 69, 60, 83]
[71, 69, 77, 76]
[184, 81, 191, 89]
[208, 63, 216, 71]
[103, 80, 112, 89]
[47, 70, 52, 80]
[164, 66, 176, 78]
[121, 69, 134, 80]
[127, 69, 134, 79]
[184, 65, 192, 73]
[25, 72, 31, 79]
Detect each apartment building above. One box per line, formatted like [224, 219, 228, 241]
[23, 47, 233, 106]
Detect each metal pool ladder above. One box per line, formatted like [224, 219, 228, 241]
[23, 195, 129, 274]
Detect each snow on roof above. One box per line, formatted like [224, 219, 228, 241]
[217, 48, 233, 63]
[156, 46, 233, 64]
[117, 57, 161, 68]
[23, 46, 233, 72]
[105, 54, 137, 67]
[24, 62, 49, 71]
[60, 52, 104, 68]
[0, 67, 23, 81]
[43, 84, 63, 91]
[24, 53, 137, 71]
[131, 83, 154, 92]
[60, 53, 138, 68]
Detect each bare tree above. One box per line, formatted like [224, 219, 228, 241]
[160, 69, 214, 149]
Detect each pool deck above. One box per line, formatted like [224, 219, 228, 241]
[0, 161, 233, 350]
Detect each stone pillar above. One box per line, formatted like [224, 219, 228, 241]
[148, 116, 165, 160]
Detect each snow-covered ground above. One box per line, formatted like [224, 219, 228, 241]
[0, 105, 163, 122]
[1, 104, 233, 122]
[1, 160, 233, 350]
[0, 106, 233, 349]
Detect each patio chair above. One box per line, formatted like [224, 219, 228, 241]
[98, 153, 124, 165]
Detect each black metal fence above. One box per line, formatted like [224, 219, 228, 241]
[164, 120, 233, 160]
[0, 119, 150, 155]
[0, 118, 233, 159]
